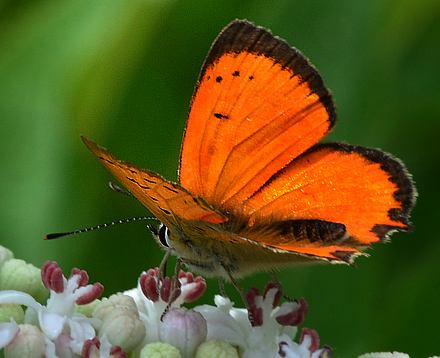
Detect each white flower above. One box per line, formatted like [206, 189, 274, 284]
[0, 261, 104, 357]
[125, 267, 207, 344]
[195, 283, 315, 358]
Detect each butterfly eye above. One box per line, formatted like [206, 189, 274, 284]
[157, 224, 171, 248]
[147, 222, 171, 248]
[147, 223, 167, 248]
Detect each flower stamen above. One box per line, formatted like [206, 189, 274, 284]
[41, 261, 64, 293]
[276, 298, 309, 326]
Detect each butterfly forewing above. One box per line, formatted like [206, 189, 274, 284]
[179, 20, 336, 210]
[81, 136, 227, 229]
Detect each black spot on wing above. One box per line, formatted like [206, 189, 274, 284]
[159, 207, 171, 215]
[198, 20, 336, 129]
[163, 185, 179, 194]
[214, 113, 230, 120]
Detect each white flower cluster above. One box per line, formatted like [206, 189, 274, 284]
[0, 245, 430, 358]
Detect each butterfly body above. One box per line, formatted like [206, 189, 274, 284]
[81, 20, 415, 281]
[158, 215, 353, 279]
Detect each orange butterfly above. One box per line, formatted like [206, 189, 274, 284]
[79, 20, 415, 282]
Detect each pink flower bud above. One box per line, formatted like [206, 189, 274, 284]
[160, 308, 207, 358]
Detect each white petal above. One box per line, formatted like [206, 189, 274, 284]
[98, 334, 114, 357]
[68, 316, 97, 354]
[195, 304, 246, 350]
[0, 290, 42, 312]
[276, 334, 304, 358]
[39, 308, 67, 340]
[0, 318, 19, 348]
[45, 337, 58, 358]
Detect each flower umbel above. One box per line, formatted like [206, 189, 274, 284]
[1, 244, 421, 357]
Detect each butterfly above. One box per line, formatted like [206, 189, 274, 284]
[78, 20, 415, 284]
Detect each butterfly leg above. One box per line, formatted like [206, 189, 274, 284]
[270, 270, 296, 303]
[218, 277, 227, 297]
[221, 264, 255, 326]
[170, 258, 183, 302]
[158, 250, 171, 280]
[160, 258, 183, 321]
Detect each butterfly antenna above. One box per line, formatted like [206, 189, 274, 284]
[44, 216, 159, 240]
[108, 181, 135, 198]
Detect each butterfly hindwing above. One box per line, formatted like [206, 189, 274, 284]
[239, 142, 415, 253]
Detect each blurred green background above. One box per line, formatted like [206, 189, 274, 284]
[1, 0, 439, 356]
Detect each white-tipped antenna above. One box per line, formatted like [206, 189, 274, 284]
[44, 216, 158, 240]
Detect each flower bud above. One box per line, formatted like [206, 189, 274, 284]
[195, 339, 239, 358]
[0, 245, 14, 268]
[0, 304, 24, 324]
[140, 342, 182, 358]
[159, 308, 207, 358]
[0, 259, 48, 304]
[94, 293, 139, 320]
[4, 324, 45, 358]
[96, 294, 146, 351]
[99, 307, 146, 351]
[358, 353, 410, 358]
